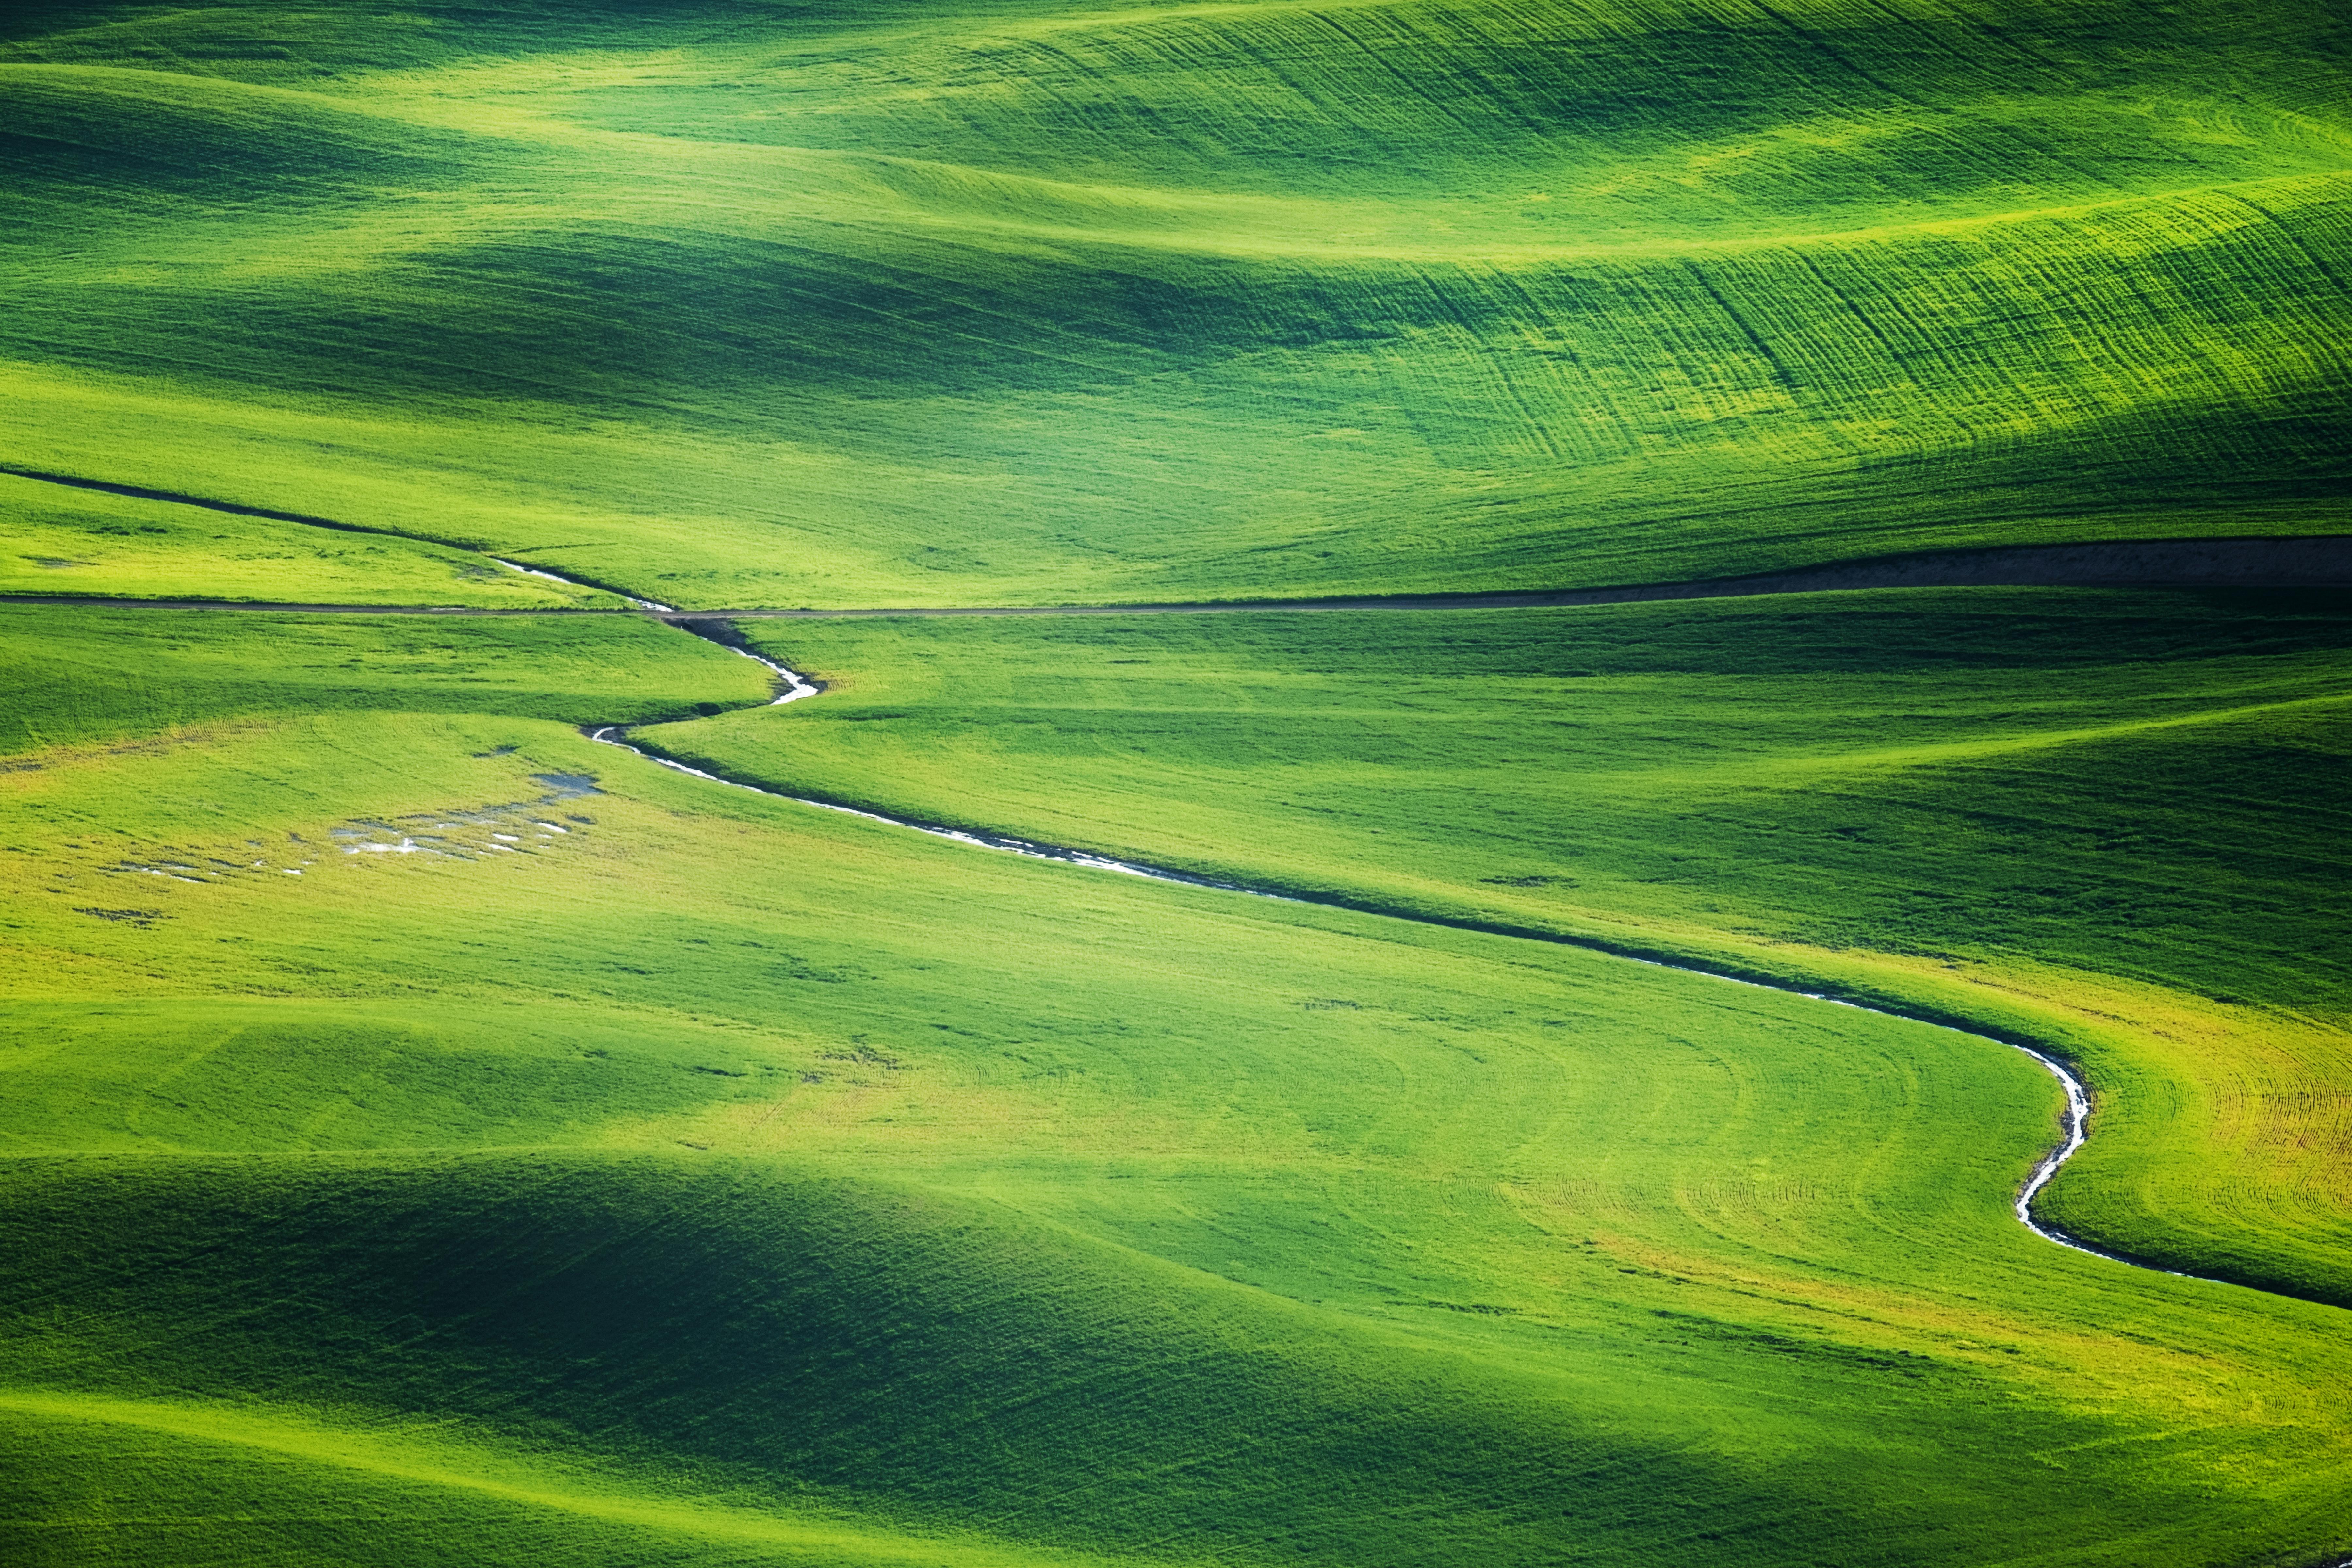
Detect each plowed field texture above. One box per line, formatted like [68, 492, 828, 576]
[2, 3, 2347, 1567]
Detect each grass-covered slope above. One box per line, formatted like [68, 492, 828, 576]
[3, 604, 2350, 1566]
[669, 591, 2352, 1302]
[710, 591, 2352, 1009]
[1, 0, 2347, 605]
[0, 470, 616, 607]
[6, 0, 2349, 1560]
[0, 604, 763, 755]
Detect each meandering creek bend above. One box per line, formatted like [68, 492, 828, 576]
[607, 620, 2190, 1285]
[587, 706, 2164, 1284]
[21, 572, 2274, 1289]
[10, 454, 2328, 1291]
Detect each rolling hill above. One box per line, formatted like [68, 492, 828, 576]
[2, 0, 2347, 604]
[4, 603, 2352, 1567]
[3, 1, 2348, 1565]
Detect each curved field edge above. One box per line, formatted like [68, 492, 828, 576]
[0, 468, 622, 610]
[3, 450, 2349, 611]
[623, 712, 2352, 1306]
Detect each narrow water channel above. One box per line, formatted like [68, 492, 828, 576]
[587, 628, 2214, 1288]
[0, 456, 2248, 1293]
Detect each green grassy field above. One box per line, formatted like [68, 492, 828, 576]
[686, 594, 2352, 1310]
[3, 604, 2352, 1568]
[2, 0, 2348, 606]
[0, 470, 615, 607]
[5, 0, 2349, 1562]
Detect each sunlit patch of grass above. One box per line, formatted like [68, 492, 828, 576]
[1, 0, 2345, 606]
[673, 588, 2352, 1301]
[0, 472, 609, 607]
[0, 602, 2348, 1564]
[6, 0, 2351, 1559]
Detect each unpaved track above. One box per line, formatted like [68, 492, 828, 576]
[5, 533, 2350, 620]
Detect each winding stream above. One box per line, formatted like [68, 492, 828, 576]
[492, 558, 678, 614]
[0, 448, 2255, 1290]
[587, 637, 2212, 1287]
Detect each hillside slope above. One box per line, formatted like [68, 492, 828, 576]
[5, 1, 2349, 1562]
[2, 0, 2347, 605]
[1, 604, 2349, 1566]
[679, 590, 2352, 1306]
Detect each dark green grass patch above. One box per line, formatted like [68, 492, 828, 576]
[3, 1150, 2346, 1568]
